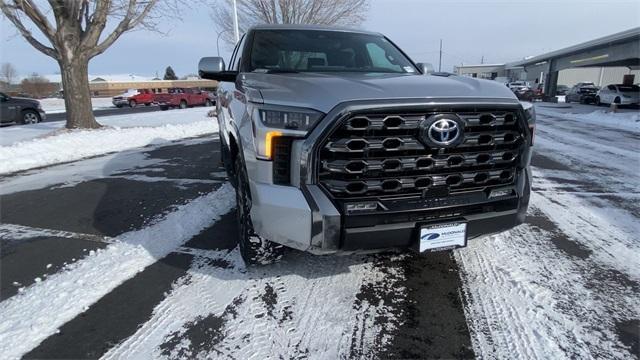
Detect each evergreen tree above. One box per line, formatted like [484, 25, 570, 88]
[164, 66, 178, 80]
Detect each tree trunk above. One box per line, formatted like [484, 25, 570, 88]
[59, 58, 101, 129]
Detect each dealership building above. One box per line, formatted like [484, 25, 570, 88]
[454, 27, 640, 93]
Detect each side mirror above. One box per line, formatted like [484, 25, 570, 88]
[198, 57, 237, 82]
[416, 62, 434, 75]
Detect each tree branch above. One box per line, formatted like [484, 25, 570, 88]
[0, 0, 58, 58]
[89, 0, 158, 58]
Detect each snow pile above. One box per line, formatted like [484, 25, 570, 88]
[0, 108, 217, 174]
[536, 106, 639, 132]
[39, 97, 115, 114]
[0, 184, 236, 359]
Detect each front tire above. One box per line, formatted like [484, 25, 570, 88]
[205, 99, 213, 107]
[596, 96, 602, 106]
[234, 155, 284, 265]
[21, 110, 40, 124]
[179, 100, 188, 109]
[129, 100, 137, 108]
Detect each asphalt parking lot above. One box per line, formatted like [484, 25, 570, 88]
[1, 107, 638, 359]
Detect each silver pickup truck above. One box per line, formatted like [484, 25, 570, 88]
[199, 24, 535, 264]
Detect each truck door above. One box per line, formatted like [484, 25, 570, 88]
[0, 93, 16, 123]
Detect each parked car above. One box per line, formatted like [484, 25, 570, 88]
[565, 82, 599, 104]
[596, 84, 640, 106]
[154, 87, 214, 110]
[112, 89, 155, 108]
[127, 89, 156, 107]
[507, 81, 529, 90]
[507, 81, 535, 100]
[112, 89, 138, 108]
[0, 92, 46, 124]
[198, 24, 534, 264]
[512, 86, 534, 101]
[556, 85, 570, 96]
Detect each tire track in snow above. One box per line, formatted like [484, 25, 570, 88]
[456, 194, 639, 359]
[0, 183, 236, 359]
[101, 252, 408, 359]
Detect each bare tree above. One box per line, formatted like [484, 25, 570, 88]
[21, 73, 57, 98]
[0, 62, 18, 85]
[212, 0, 370, 46]
[0, 1, 180, 129]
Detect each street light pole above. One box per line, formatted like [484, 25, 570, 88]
[232, 0, 240, 43]
[216, 29, 229, 56]
[438, 39, 442, 72]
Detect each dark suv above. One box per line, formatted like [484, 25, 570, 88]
[0, 92, 46, 124]
[199, 25, 535, 264]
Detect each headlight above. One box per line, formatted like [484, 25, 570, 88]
[521, 101, 535, 146]
[250, 104, 324, 160]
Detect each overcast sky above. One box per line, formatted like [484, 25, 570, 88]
[1, 0, 638, 78]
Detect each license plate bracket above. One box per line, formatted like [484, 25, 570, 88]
[418, 222, 467, 252]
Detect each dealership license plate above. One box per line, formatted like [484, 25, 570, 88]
[419, 222, 467, 252]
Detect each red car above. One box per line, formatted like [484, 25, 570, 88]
[112, 89, 155, 108]
[154, 88, 214, 110]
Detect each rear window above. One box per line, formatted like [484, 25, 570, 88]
[618, 85, 639, 92]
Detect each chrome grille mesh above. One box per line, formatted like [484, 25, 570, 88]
[317, 108, 524, 198]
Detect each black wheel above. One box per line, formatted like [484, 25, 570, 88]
[614, 97, 621, 104]
[145, 103, 151, 106]
[205, 99, 213, 107]
[179, 100, 188, 109]
[129, 99, 137, 108]
[565, 96, 570, 103]
[160, 105, 169, 111]
[21, 109, 40, 124]
[116, 104, 124, 108]
[234, 155, 284, 265]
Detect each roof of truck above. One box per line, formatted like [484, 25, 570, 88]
[248, 24, 381, 36]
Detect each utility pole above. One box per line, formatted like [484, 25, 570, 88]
[232, 0, 240, 43]
[481, 55, 484, 64]
[438, 39, 442, 72]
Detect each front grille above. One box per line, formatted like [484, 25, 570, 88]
[317, 107, 525, 199]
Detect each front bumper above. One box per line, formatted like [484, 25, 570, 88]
[250, 166, 531, 254]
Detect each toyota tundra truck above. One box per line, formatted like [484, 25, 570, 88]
[198, 25, 535, 264]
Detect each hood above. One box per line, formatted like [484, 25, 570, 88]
[11, 96, 40, 105]
[240, 72, 517, 113]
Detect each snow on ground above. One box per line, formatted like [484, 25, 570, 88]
[455, 108, 639, 359]
[0, 108, 216, 174]
[102, 251, 405, 359]
[536, 104, 639, 131]
[0, 137, 215, 195]
[0, 184, 236, 359]
[39, 97, 116, 114]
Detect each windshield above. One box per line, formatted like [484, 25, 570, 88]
[249, 30, 417, 74]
